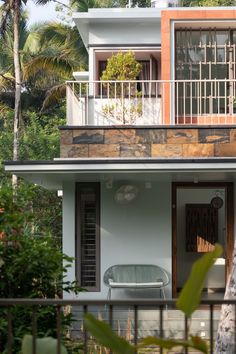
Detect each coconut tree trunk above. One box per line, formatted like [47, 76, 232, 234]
[215, 248, 236, 353]
[12, 0, 21, 188]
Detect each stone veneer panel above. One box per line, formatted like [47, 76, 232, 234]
[61, 130, 73, 145]
[60, 144, 89, 158]
[152, 143, 182, 157]
[230, 129, 236, 142]
[215, 142, 236, 157]
[167, 129, 198, 144]
[135, 129, 166, 144]
[104, 129, 136, 144]
[120, 144, 151, 157]
[198, 129, 230, 144]
[89, 144, 120, 157]
[182, 143, 214, 157]
[60, 127, 236, 159]
[72, 129, 104, 144]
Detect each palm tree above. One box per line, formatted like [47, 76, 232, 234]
[23, 22, 88, 111]
[0, 0, 51, 187]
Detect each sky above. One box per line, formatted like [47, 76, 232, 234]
[27, 2, 58, 26]
[27, 0, 68, 27]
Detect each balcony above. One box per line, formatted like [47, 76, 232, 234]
[66, 79, 236, 126]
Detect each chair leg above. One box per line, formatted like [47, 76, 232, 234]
[161, 287, 166, 300]
[107, 288, 111, 300]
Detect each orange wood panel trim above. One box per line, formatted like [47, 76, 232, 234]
[161, 9, 236, 125]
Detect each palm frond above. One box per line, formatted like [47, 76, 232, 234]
[0, 4, 12, 37]
[19, 12, 29, 50]
[0, 101, 13, 115]
[0, 72, 15, 91]
[34, 0, 55, 5]
[70, 0, 97, 12]
[41, 83, 66, 111]
[37, 22, 69, 48]
[23, 30, 40, 54]
[23, 55, 73, 81]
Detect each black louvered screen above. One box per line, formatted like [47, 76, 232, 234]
[77, 183, 100, 291]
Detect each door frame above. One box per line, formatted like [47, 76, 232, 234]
[172, 182, 234, 298]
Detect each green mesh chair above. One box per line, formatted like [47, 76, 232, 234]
[103, 264, 169, 300]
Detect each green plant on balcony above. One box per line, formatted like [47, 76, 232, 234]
[100, 52, 143, 124]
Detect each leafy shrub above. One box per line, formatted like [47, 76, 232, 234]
[0, 235, 80, 353]
[101, 52, 142, 124]
[101, 52, 141, 82]
[0, 180, 62, 243]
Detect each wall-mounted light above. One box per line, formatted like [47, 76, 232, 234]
[211, 190, 224, 209]
[115, 185, 138, 204]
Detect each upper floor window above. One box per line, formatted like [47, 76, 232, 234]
[175, 29, 236, 116]
[175, 29, 236, 80]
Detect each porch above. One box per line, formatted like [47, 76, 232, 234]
[0, 298, 232, 354]
[66, 80, 236, 126]
[5, 159, 235, 300]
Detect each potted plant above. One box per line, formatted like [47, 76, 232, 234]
[100, 52, 142, 124]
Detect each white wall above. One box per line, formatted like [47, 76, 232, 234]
[176, 188, 226, 289]
[62, 181, 235, 299]
[89, 22, 161, 46]
[62, 182, 76, 299]
[63, 180, 172, 299]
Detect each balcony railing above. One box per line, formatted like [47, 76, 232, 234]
[1, 298, 235, 353]
[66, 79, 236, 126]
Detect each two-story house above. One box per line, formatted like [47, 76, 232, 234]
[5, 4, 236, 300]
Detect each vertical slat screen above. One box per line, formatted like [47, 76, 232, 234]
[76, 183, 100, 291]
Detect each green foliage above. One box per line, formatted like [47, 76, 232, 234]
[84, 245, 223, 354]
[0, 235, 76, 298]
[70, 0, 151, 12]
[101, 52, 142, 124]
[114, 0, 151, 7]
[20, 109, 65, 161]
[140, 335, 208, 353]
[101, 51, 141, 82]
[84, 313, 135, 354]
[182, 0, 235, 6]
[22, 335, 68, 354]
[177, 243, 223, 317]
[0, 184, 33, 237]
[0, 178, 62, 241]
[0, 107, 65, 162]
[0, 234, 80, 352]
[0, 105, 65, 239]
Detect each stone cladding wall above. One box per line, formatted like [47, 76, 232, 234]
[60, 127, 236, 158]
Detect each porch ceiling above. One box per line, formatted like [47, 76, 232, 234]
[5, 158, 236, 190]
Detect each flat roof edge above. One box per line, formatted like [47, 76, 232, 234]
[5, 157, 236, 166]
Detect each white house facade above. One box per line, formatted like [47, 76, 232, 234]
[6, 5, 236, 300]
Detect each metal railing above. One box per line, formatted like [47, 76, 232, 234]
[0, 298, 235, 354]
[66, 79, 236, 126]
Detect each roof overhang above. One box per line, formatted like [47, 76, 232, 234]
[73, 8, 162, 50]
[5, 158, 236, 190]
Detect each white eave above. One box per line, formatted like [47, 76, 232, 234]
[73, 6, 236, 49]
[5, 158, 236, 190]
[73, 8, 162, 49]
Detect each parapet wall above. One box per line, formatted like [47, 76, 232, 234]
[60, 126, 236, 158]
